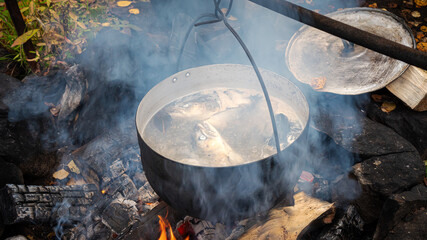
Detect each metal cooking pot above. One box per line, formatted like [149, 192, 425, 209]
[135, 64, 309, 222]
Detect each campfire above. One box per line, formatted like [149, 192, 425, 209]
[0, 0, 426, 240]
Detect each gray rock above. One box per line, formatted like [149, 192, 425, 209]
[353, 151, 424, 197]
[313, 116, 416, 157]
[366, 94, 427, 159]
[374, 184, 427, 240]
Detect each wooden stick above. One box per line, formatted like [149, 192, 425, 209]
[4, 0, 39, 73]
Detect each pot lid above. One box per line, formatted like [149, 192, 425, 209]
[286, 8, 415, 95]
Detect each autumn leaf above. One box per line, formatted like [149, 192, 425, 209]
[414, 0, 427, 7]
[53, 169, 69, 180]
[381, 101, 396, 113]
[310, 76, 326, 90]
[49, 9, 60, 22]
[368, 3, 378, 8]
[11, 29, 39, 47]
[129, 8, 140, 14]
[67, 160, 81, 174]
[417, 42, 427, 52]
[101, 22, 110, 27]
[371, 94, 384, 102]
[421, 26, 427, 33]
[76, 21, 87, 29]
[69, 12, 78, 21]
[117, 1, 132, 7]
[29, 1, 35, 15]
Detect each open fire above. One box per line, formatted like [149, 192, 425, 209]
[0, 0, 425, 239]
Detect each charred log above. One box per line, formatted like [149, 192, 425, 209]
[0, 184, 98, 225]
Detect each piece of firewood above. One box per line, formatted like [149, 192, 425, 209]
[386, 66, 427, 111]
[238, 192, 335, 240]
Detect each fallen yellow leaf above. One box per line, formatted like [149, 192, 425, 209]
[421, 26, 427, 33]
[368, 3, 378, 8]
[76, 21, 87, 29]
[117, 1, 132, 7]
[129, 8, 140, 14]
[67, 160, 81, 174]
[11, 29, 39, 47]
[310, 77, 326, 90]
[53, 169, 69, 180]
[381, 101, 396, 113]
[417, 42, 427, 52]
[102, 22, 110, 27]
[414, 0, 427, 7]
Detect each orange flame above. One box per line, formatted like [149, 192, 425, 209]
[158, 215, 177, 240]
[101, 189, 107, 194]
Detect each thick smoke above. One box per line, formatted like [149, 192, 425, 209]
[5, 0, 366, 233]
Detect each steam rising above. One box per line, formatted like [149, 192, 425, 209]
[5, 0, 366, 234]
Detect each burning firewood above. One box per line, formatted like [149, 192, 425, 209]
[237, 192, 335, 240]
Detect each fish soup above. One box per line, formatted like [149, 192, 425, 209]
[142, 88, 304, 167]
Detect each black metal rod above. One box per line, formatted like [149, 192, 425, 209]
[249, 0, 427, 70]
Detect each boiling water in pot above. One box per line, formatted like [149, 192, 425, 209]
[142, 88, 303, 167]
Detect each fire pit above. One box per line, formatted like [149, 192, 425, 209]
[135, 64, 310, 222]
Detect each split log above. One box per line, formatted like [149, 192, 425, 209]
[386, 66, 427, 111]
[237, 192, 335, 240]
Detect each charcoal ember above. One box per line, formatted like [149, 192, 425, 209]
[103, 174, 138, 201]
[373, 184, 427, 240]
[312, 175, 331, 201]
[298, 173, 331, 202]
[0, 158, 24, 187]
[0, 184, 98, 224]
[137, 176, 158, 203]
[109, 160, 126, 179]
[92, 221, 113, 239]
[191, 218, 228, 240]
[101, 198, 138, 234]
[317, 205, 365, 240]
[67, 121, 139, 177]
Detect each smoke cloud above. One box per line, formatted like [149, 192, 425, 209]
[5, 0, 367, 234]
